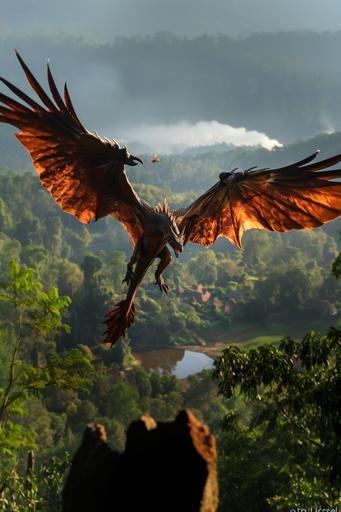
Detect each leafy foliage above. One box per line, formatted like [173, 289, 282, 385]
[0, 452, 71, 512]
[213, 330, 341, 510]
[0, 262, 93, 469]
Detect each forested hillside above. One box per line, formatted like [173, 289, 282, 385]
[1, 131, 341, 508]
[1, 133, 341, 348]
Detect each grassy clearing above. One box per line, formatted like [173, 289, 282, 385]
[187, 319, 334, 357]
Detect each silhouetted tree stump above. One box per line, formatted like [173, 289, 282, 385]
[62, 409, 218, 511]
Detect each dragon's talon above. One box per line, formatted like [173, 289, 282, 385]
[155, 275, 169, 294]
[122, 266, 135, 286]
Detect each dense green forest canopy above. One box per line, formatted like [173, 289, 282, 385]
[1, 121, 341, 508]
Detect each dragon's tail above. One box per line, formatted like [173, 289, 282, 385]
[103, 300, 136, 347]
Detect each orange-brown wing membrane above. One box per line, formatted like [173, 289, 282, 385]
[175, 151, 341, 249]
[0, 51, 143, 245]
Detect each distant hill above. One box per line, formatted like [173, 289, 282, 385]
[2, 32, 341, 143]
[2, 126, 341, 198]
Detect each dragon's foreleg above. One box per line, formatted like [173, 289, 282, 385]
[155, 246, 172, 293]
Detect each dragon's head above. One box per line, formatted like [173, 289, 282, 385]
[114, 144, 143, 166]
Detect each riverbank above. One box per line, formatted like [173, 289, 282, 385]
[133, 320, 331, 377]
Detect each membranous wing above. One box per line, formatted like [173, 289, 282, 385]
[0, 51, 143, 245]
[175, 151, 341, 249]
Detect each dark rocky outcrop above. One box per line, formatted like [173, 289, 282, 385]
[62, 409, 218, 511]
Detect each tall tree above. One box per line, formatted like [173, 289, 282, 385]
[0, 261, 93, 471]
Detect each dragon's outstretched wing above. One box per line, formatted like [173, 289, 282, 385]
[0, 51, 144, 245]
[175, 151, 341, 249]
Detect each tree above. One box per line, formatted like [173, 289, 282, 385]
[0, 261, 93, 470]
[106, 381, 141, 427]
[213, 329, 341, 510]
[71, 254, 113, 345]
[0, 452, 71, 512]
[190, 251, 218, 286]
[332, 251, 341, 280]
[105, 251, 127, 290]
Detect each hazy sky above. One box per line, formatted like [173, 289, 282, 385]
[2, 0, 341, 42]
[2, 1, 341, 152]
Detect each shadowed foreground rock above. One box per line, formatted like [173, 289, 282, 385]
[62, 409, 217, 511]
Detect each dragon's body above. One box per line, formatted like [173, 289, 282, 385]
[104, 198, 183, 343]
[2, 52, 341, 346]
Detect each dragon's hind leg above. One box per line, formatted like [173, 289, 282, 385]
[104, 242, 141, 347]
[104, 244, 156, 347]
[154, 246, 172, 294]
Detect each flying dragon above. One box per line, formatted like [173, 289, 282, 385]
[1, 52, 341, 346]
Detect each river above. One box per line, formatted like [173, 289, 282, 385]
[135, 348, 214, 379]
